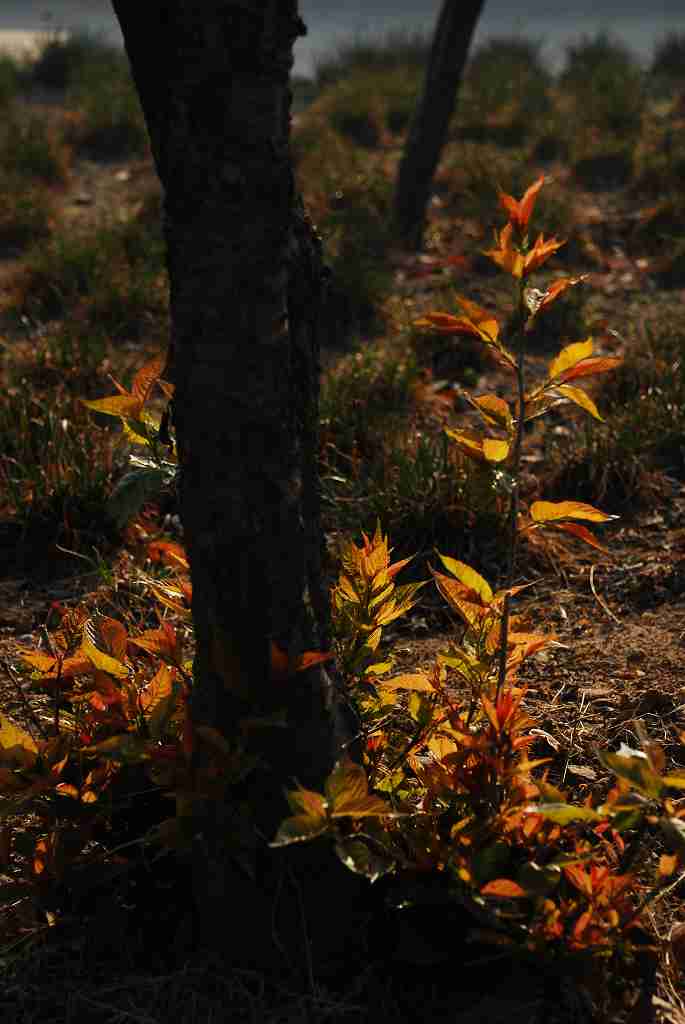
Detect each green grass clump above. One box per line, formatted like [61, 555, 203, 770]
[0, 387, 118, 551]
[18, 212, 167, 338]
[548, 319, 685, 509]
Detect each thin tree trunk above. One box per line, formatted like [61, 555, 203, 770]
[111, 0, 359, 973]
[393, 0, 484, 250]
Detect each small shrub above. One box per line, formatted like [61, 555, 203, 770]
[650, 32, 685, 83]
[30, 30, 115, 90]
[559, 32, 645, 144]
[66, 52, 148, 159]
[459, 36, 552, 146]
[18, 214, 167, 336]
[0, 54, 20, 107]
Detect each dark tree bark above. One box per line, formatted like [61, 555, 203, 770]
[393, 0, 485, 249]
[111, 0, 360, 974]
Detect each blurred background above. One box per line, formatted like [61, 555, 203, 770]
[2, 1, 685, 78]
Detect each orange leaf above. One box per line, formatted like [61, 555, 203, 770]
[557, 356, 622, 384]
[132, 354, 166, 405]
[524, 233, 565, 275]
[483, 222, 524, 278]
[498, 175, 545, 233]
[550, 522, 608, 553]
[147, 540, 189, 569]
[481, 878, 527, 898]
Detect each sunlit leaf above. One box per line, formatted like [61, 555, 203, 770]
[0, 713, 38, 768]
[129, 623, 181, 666]
[379, 673, 434, 693]
[445, 428, 485, 461]
[473, 394, 513, 432]
[483, 438, 510, 463]
[557, 356, 622, 384]
[436, 554, 493, 603]
[530, 500, 615, 524]
[81, 619, 130, 679]
[663, 771, 685, 790]
[550, 522, 608, 554]
[548, 339, 594, 380]
[81, 394, 142, 419]
[555, 384, 603, 421]
[131, 354, 165, 405]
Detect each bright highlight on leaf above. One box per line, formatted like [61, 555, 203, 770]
[530, 501, 615, 524]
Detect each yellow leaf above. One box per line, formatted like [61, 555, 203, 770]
[379, 673, 434, 693]
[483, 438, 510, 463]
[436, 554, 493, 603]
[548, 339, 593, 381]
[81, 620, 130, 679]
[81, 395, 143, 419]
[445, 428, 484, 461]
[0, 713, 38, 768]
[474, 395, 513, 432]
[555, 384, 603, 421]
[530, 500, 615, 524]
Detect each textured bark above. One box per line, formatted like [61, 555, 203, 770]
[393, 0, 484, 249]
[111, 1, 360, 972]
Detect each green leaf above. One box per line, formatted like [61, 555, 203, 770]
[107, 467, 175, 530]
[599, 746, 665, 799]
[533, 803, 603, 824]
[335, 837, 394, 882]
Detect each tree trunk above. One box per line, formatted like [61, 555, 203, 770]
[111, 0, 360, 974]
[393, 0, 484, 250]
